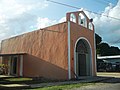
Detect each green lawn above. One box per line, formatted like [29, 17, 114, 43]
[2, 77, 48, 84]
[0, 76, 95, 90]
[5, 77, 32, 82]
[30, 83, 95, 90]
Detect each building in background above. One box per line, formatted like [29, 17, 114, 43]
[0, 11, 96, 80]
[97, 55, 120, 72]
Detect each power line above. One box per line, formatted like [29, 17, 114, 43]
[95, 0, 116, 7]
[46, 0, 120, 44]
[46, 0, 80, 9]
[104, 0, 118, 4]
[99, 0, 114, 4]
[96, 0, 110, 5]
[46, 0, 120, 21]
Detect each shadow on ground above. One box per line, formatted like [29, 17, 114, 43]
[0, 73, 120, 90]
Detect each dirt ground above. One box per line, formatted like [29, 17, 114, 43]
[97, 72, 120, 78]
[72, 72, 120, 90]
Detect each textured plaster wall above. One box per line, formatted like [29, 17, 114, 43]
[70, 22, 96, 78]
[1, 22, 68, 79]
[1, 20, 96, 79]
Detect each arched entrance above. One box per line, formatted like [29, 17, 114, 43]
[74, 38, 92, 77]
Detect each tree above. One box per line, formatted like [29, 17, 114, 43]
[95, 33, 102, 55]
[109, 46, 120, 55]
[95, 33, 120, 56]
[97, 43, 110, 56]
[95, 33, 102, 46]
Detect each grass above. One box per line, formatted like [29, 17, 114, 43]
[0, 76, 95, 90]
[5, 77, 32, 82]
[30, 83, 95, 90]
[1, 76, 59, 84]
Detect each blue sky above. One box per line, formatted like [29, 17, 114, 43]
[0, 0, 120, 48]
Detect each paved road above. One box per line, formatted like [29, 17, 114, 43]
[73, 83, 120, 90]
[97, 72, 120, 78]
[72, 73, 120, 90]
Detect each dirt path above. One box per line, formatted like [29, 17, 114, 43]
[97, 72, 120, 78]
[72, 83, 120, 90]
[72, 73, 120, 90]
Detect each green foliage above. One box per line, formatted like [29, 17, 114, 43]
[97, 43, 110, 56]
[5, 78, 32, 82]
[95, 33, 102, 46]
[0, 64, 7, 67]
[0, 64, 8, 75]
[95, 33, 120, 56]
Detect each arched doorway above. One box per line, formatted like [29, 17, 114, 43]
[74, 38, 92, 77]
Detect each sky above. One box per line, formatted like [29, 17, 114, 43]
[0, 0, 120, 48]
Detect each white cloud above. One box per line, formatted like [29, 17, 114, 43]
[0, 0, 48, 41]
[0, 0, 32, 17]
[36, 16, 66, 30]
[0, 0, 120, 49]
[36, 17, 57, 29]
[85, 0, 120, 47]
[0, 0, 48, 17]
[58, 17, 66, 23]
